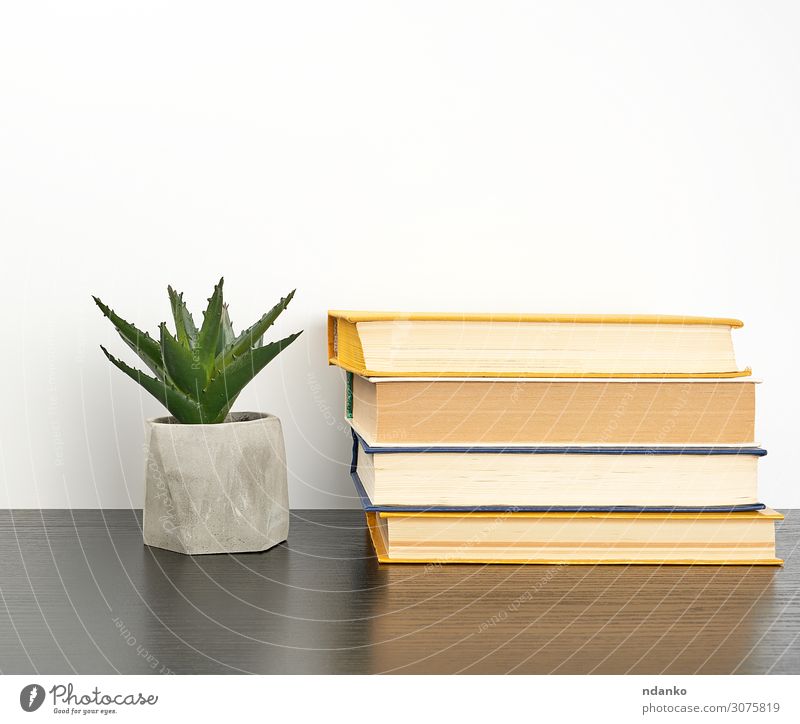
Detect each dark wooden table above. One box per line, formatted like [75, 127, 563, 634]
[0, 510, 797, 674]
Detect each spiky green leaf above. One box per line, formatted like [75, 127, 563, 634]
[167, 286, 198, 348]
[202, 331, 302, 423]
[217, 289, 295, 368]
[216, 304, 235, 356]
[159, 323, 206, 397]
[195, 277, 224, 373]
[100, 346, 203, 423]
[93, 296, 165, 379]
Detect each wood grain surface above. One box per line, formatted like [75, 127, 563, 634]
[0, 510, 797, 674]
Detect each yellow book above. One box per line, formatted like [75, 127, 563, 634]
[328, 311, 751, 378]
[365, 508, 783, 565]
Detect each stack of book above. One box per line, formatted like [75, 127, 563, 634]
[328, 311, 781, 565]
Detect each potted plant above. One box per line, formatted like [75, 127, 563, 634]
[93, 279, 302, 555]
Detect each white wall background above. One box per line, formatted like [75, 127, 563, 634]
[1, 1, 798, 509]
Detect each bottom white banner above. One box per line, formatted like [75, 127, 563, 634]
[0, 674, 796, 723]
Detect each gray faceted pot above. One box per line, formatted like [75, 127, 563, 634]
[142, 412, 289, 555]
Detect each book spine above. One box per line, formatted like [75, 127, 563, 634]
[326, 314, 337, 361]
[327, 315, 367, 373]
[345, 371, 353, 419]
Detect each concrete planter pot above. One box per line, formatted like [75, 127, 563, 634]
[142, 412, 289, 555]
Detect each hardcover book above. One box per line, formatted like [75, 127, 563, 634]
[364, 508, 783, 565]
[348, 374, 757, 446]
[351, 432, 766, 509]
[350, 459, 766, 514]
[328, 311, 751, 378]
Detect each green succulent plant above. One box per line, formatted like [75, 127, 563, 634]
[93, 279, 301, 424]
